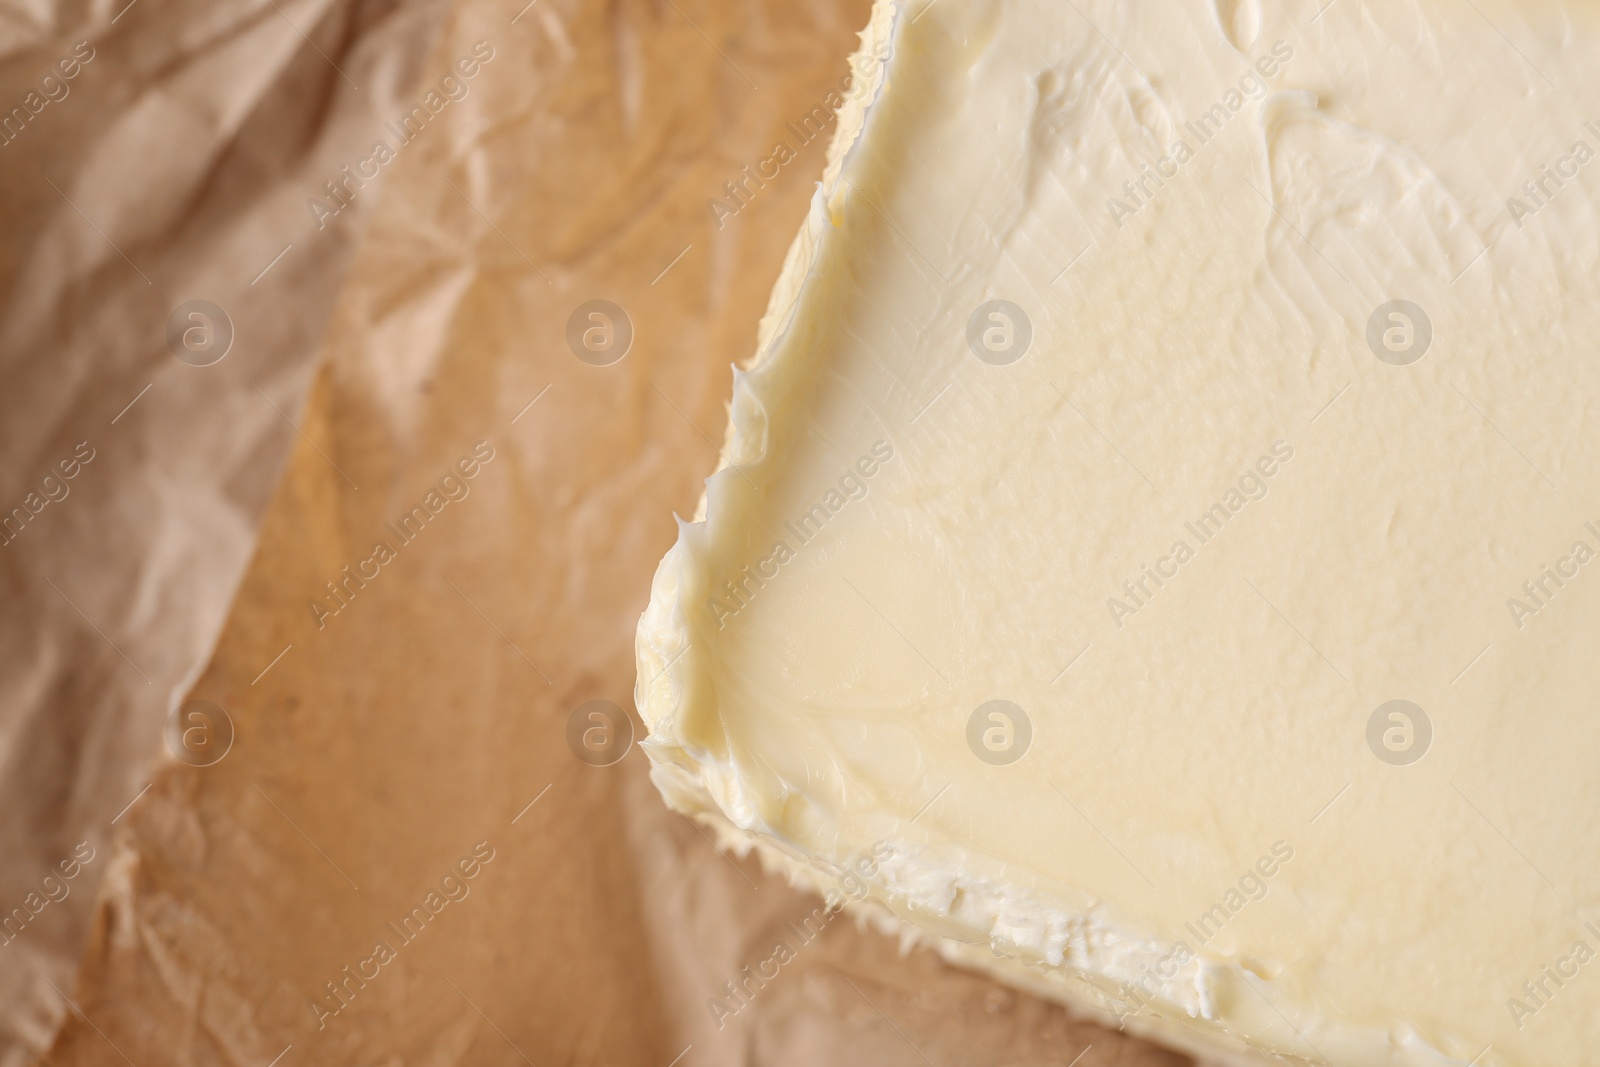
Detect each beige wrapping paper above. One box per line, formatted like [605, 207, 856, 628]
[0, 0, 450, 1060]
[34, 1, 1187, 1063]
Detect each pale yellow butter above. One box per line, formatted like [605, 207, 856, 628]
[636, 2, 1600, 1063]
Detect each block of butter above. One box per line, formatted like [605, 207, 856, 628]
[635, 2, 1600, 1063]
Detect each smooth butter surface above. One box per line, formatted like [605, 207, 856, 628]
[636, 2, 1600, 1063]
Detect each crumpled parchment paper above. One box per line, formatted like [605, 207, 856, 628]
[0, 0, 451, 1060]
